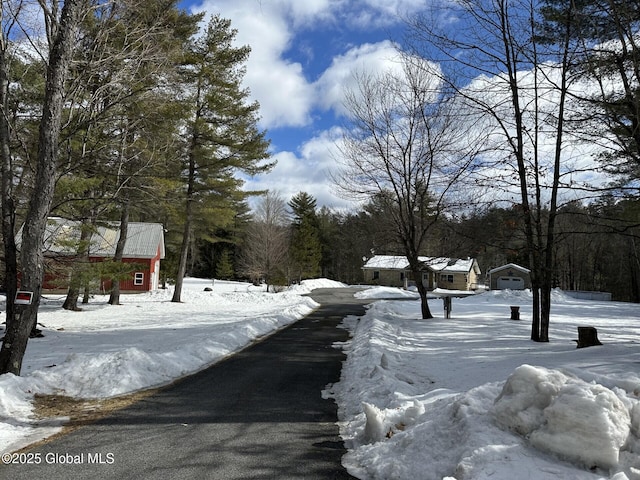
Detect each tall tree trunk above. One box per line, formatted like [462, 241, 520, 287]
[109, 201, 130, 305]
[171, 144, 197, 303]
[0, 0, 84, 375]
[172, 208, 191, 302]
[540, 284, 552, 342]
[415, 280, 434, 319]
[0, 27, 17, 338]
[530, 276, 541, 341]
[62, 220, 93, 311]
[537, 11, 571, 343]
[82, 285, 91, 304]
[408, 254, 433, 319]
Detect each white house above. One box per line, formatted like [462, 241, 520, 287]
[362, 255, 481, 291]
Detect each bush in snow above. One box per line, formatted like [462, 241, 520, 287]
[493, 364, 632, 470]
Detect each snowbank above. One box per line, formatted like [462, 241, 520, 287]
[5, 281, 640, 479]
[286, 278, 348, 294]
[0, 278, 319, 454]
[494, 364, 635, 471]
[354, 286, 420, 299]
[330, 290, 640, 479]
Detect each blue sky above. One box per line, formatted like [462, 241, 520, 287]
[177, 0, 429, 209]
[172, 1, 613, 214]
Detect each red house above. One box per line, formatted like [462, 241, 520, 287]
[20, 217, 165, 293]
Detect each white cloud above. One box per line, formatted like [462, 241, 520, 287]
[195, 0, 320, 128]
[189, 0, 435, 209]
[190, 0, 424, 130]
[276, 0, 335, 27]
[245, 54, 313, 129]
[354, 0, 428, 27]
[314, 41, 405, 116]
[244, 128, 353, 209]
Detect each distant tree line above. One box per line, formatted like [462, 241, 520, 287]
[192, 190, 639, 304]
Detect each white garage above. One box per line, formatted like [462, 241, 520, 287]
[489, 264, 531, 290]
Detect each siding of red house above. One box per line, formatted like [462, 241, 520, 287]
[97, 258, 153, 293]
[97, 247, 162, 293]
[21, 218, 165, 294]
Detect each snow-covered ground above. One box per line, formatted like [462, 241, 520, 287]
[2, 280, 639, 480]
[0, 277, 346, 455]
[329, 287, 640, 480]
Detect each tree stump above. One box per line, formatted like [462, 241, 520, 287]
[575, 326, 602, 348]
[510, 306, 520, 320]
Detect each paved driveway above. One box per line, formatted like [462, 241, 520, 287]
[1, 288, 368, 480]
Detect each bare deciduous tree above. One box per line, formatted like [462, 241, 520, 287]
[335, 57, 481, 319]
[0, 1, 22, 344]
[408, 0, 585, 340]
[239, 191, 290, 292]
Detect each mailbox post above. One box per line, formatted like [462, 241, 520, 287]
[433, 289, 476, 319]
[443, 296, 452, 319]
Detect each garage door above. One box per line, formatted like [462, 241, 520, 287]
[497, 276, 525, 290]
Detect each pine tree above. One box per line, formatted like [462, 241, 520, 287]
[538, 0, 640, 185]
[171, 15, 272, 302]
[216, 248, 234, 280]
[53, 0, 199, 309]
[288, 192, 321, 281]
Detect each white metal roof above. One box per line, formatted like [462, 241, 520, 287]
[24, 217, 166, 259]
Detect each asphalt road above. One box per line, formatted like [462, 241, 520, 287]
[1, 288, 369, 480]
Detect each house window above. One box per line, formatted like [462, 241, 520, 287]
[373, 271, 380, 280]
[134, 272, 144, 286]
[441, 274, 454, 283]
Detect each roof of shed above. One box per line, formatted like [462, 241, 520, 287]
[26, 217, 166, 259]
[488, 263, 530, 274]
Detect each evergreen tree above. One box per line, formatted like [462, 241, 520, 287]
[288, 192, 321, 281]
[316, 206, 339, 278]
[52, 0, 199, 309]
[538, 0, 640, 188]
[171, 15, 272, 302]
[216, 248, 234, 280]
[289, 191, 317, 222]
